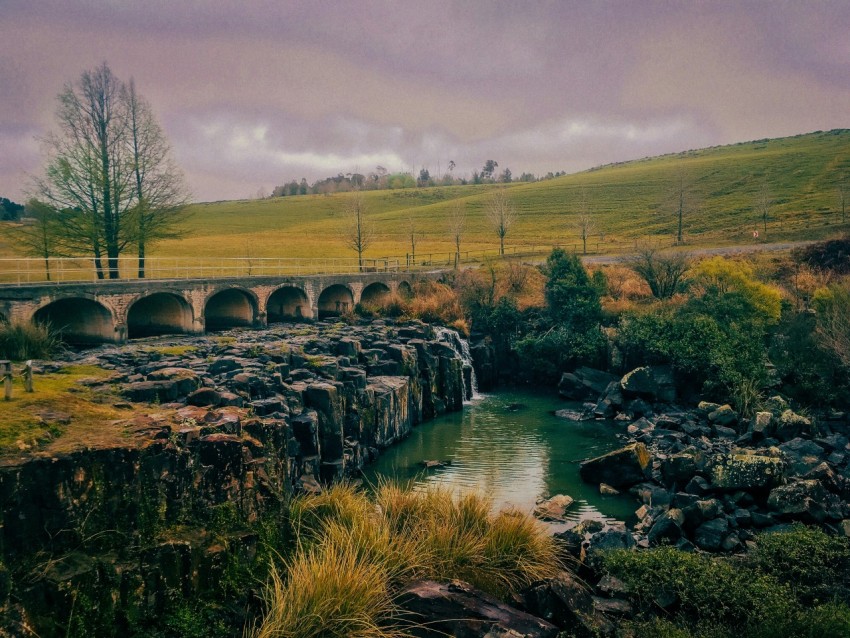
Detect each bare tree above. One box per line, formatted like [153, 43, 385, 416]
[448, 200, 466, 268]
[342, 192, 374, 271]
[33, 64, 189, 279]
[838, 175, 847, 224]
[34, 63, 135, 279]
[485, 188, 516, 256]
[575, 188, 596, 255]
[755, 181, 772, 233]
[630, 247, 690, 299]
[667, 165, 698, 244]
[407, 212, 417, 265]
[14, 200, 66, 281]
[124, 78, 191, 278]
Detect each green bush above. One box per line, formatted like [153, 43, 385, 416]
[515, 326, 606, 384]
[544, 248, 602, 331]
[617, 290, 769, 407]
[603, 547, 795, 632]
[601, 528, 850, 638]
[0, 320, 61, 360]
[753, 524, 850, 605]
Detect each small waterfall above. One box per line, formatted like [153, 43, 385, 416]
[435, 326, 479, 402]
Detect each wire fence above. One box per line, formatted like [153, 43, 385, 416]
[0, 240, 658, 286]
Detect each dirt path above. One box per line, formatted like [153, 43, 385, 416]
[581, 240, 815, 265]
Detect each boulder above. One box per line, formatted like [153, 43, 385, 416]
[593, 381, 623, 419]
[707, 404, 738, 427]
[398, 580, 558, 638]
[579, 443, 650, 488]
[533, 495, 575, 522]
[619, 365, 676, 402]
[186, 387, 221, 407]
[585, 529, 636, 569]
[648, 509, 685, 546]
[558, 367, 617, 401]
[523, 571, 615, 635]
[751, 411, 773, 436]
[693, 517, 729, 551]
[775, 409, 814, 441]
[767, 480, 828, 521]
[709, 453, 785, 491]
[661, 452, 698, 485]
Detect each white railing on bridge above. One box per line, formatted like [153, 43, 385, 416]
[0, 256, 412, 285]
[0, 243, 618, 286]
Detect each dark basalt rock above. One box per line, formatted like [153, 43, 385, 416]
[398, 579, 559, 638]
[579, 443, 650, 488]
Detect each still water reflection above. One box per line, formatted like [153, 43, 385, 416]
[364, 388, 638, 527]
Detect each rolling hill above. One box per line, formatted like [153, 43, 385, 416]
[3, 129, 850, 263]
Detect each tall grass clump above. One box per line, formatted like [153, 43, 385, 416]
[254, 541, 402, 638]
[0, 320, 61, 360]
[252, 482, 563, 637]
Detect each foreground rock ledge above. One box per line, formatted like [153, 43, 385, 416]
[398, 579, 559, 638]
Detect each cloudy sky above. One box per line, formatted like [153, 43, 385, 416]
[2, 1, 849, 203]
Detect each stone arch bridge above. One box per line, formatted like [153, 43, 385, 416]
[0, 272, 422, 344]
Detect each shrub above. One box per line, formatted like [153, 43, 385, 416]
[813, 282, 850, 370]
[629, 248, 690, 299]
[601, 530, 850, 638]
[544, 248, 602, 331]
[0, 320, 62, 360]
[515, 325, 607, 383]
[793, 236, 850, 275]
[690, 256, 782, 324]
[752, 524, 850, 606]
[602, 547, 795, 634]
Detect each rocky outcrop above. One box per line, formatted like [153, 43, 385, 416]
[569, 364, 850, 555]
[0, 319, 469, 637]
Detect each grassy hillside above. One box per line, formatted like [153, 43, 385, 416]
[3, 129, 850, 263]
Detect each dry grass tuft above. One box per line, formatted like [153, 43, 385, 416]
[253, 482, 564, 637]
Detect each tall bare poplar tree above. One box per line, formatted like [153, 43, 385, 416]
[485, 188, 516, 256]
[33, 63, 189, 279]
[125, 79, 190, 278]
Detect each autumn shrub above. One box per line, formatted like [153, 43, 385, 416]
[793, 236, 850, 275]
[598, 264, 652, 300]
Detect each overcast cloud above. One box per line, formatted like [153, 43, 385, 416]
[1, 0, 848, 202]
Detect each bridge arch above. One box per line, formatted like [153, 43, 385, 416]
[33, 296, 115, 345]
[397, 280, 413, 299]
[267, 285, 313, 322]
[127, 292, 194, 339]
[204, 287, 259, 331]
[317, 284, 354, 318]
[360, 281, 391, 307]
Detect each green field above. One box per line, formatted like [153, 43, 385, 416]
[3, 129, 850, 265]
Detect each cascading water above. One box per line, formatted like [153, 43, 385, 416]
[435, 326, 479, 402]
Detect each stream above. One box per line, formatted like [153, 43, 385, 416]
[364, 388, 638, 529]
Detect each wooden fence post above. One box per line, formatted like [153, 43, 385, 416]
[1, 361, 11, 401]
[23, 360, 33, 393]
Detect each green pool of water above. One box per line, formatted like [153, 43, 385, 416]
[364, 388, 638, 528]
